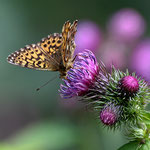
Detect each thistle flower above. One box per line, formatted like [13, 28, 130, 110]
[59, 50, 100, 98]
[119, 75, 139, 96]
[100, 103, 120, 126]
[59, 50, 150, 129]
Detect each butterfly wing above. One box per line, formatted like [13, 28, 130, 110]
[38, 33, 63, 68]
[7, 34, 63, 71]
[7, 20, 78, 74]
[61, 20, 78, 67]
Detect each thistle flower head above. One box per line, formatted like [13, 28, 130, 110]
[59, 50, 99, 98]
[119, 75, 139, 95]
[59, 50, 150, 131]
[100, 104, 120, 126]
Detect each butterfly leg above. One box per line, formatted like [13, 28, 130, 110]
[72, 53, 89, 62]
[71, 54, 78, 62]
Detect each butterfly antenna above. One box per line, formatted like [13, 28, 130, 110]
[36, 75, 57, 91]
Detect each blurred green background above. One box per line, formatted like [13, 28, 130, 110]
[1, 0, 150, 150]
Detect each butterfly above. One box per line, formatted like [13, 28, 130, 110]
[7, 20, 78, 78]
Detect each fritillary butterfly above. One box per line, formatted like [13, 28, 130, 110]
[7, 20, 78, 78]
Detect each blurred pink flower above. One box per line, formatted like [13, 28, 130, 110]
[107, 8, 146, 43]
[75, 20, 102, 54]
[99, 39, 127, 70]
[130, 39, 150, 82]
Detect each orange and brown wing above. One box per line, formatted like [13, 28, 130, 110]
[38, 33, 63, 66]
[7, 20, 78, 74]
[7, 33, 65, 71]
[7, 44, 58, 71]
[61, 20, 78, 66]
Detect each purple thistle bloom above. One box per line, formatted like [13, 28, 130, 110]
[100, 104, 120, 126]
[59, 50, 100, 98]
[119, 75, 139, 94]
[59, 50, 150, 129]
